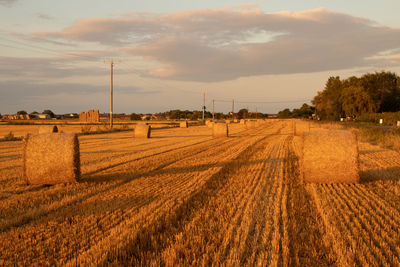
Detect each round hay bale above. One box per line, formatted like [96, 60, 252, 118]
[180, 121, 188, 128]
[213, 123, 228, 137]
[22, 133, 80, 185]
[38, 125, 58, 134]
[302, 130, 359, 183]
[240, 119, 246, 125]
[246, 120, 256, 129]
[225, 120, 232, 124]
[207, 122, 215, 128]
[135, 124, 151, 138]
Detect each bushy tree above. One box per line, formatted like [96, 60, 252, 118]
[17, 110, 27, 115]
[42, 109, 55, 118]
[130, 113, 142, 120]
[340, 86, 375, 116]
[237, 109, 248, 119]
[277, 108, 292, 118]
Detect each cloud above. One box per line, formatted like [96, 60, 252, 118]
[35, 7, 400, 82]
[36, 13, 53, 20]
[0, 0, 17, 7]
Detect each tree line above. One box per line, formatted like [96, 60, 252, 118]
[277, 71, 400, 120]
[312, 71, 400, 120]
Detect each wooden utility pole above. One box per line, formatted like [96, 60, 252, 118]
[202, 92, 205, 121]
[256, 107, 258, 119]
[232, 99, 234, 120]
[104, 61, 119, 128]
[212, 99, 215, 120]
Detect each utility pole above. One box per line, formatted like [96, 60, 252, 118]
[212, 99, 215, 120]
[104, 60, 119, 128]
[256, 107, 258, 119]
[232, 99, 234, 120]
[202, 92, 205, 121]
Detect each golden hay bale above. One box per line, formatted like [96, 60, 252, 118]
[135, 124, 151, 138]
[38, 125, 58, 134]
[207, 121, 215, 128]
[302, 130, 359, 183]
[246, 120, 256, 129]
[294, 121, 310, 136]
[225, 120, 232, 124]
[240, 119, 246, 125]
[234, 119, 239, 123]
[180, 121, 188, 128]
[22, 133, 80, 185]
[213, 123, 228, 137]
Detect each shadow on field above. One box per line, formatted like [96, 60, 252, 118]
[358, 149, 387, 155]
[82, 157, 285, 184]
[360, 166, 400, 183]
[151, 135, 210, 139]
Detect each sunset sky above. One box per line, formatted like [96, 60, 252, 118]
[1, 0, 400, 114]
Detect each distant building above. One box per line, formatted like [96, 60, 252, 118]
[37, 114, 51, 119]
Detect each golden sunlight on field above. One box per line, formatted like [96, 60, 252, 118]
[1, 120, 400, 265]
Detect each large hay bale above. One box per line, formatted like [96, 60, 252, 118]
[207, 121, 215, 128]
[180, 121, 188, 128]
[240, 119, 246, 125]
[38, 125, 58, 134]
[135, 124, 151, 138]
[22, 133, 80, 185]
[213, 123, 228, 137]
[302, 130, 359, 183]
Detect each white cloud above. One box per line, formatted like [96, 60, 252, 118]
[31, 7, 400, 82]
[0, 0, 17, 7]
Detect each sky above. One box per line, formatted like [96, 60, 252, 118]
[1, 0, 400, 114]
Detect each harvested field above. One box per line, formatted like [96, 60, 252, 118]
[1, 120, 400, 265]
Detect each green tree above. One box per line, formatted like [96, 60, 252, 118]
[237, 109, 248, 119]
[42, 109, 55, 118]
[312, 76, 344, 120]
[130, 113, 142, 120]
[17, 110, 27, 115]
[277, 108, 292, 118]
[341, 86, 375, 116]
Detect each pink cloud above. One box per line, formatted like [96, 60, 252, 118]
[35, 7, 400, 82]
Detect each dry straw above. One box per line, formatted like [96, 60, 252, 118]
[302, 130, 359, 183]
[240, 119, 246, 125]
[294, 120, 310, 136]
[135, 123, 151, 138]
[22, 133, 80, 185]
[246, 120, 256, 129]
[38, 125, 58, 134]
[213, 123, 228, 137]
[180, 121, 188, 128]
[207, 121, 215, 128]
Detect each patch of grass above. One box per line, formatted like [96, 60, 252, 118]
[358, 127, 400, 151]
[0, 131, 22, 142]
